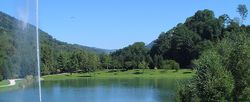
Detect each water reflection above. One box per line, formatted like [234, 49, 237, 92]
[0, 78, 181, 102]
[42, 78, 178, 102]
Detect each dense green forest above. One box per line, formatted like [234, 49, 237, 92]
[0, 4, 249, 101]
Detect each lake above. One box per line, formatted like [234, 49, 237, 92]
[0, 78, 182, 102]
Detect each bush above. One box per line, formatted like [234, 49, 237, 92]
[160, 60, 180, 71]
[176, 80, 199, 102]
[138, 61, 149, 70]
[178, 50, 234, 101]
[193, 50, 234, 101]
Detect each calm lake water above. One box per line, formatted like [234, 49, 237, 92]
[0, 78, 181, 102]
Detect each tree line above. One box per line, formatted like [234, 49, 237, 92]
[40, 40, 181, 76]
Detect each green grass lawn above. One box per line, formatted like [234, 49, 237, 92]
[43, 69, 195, 81]
[0, 80, 9, 86]
[0, 69, 195, 91]
[0, 80, 26, 92]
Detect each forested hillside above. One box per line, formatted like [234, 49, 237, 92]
[110, 9, 248, 70]
[151, 9, 234, 68]
[0, 11, 110, 80]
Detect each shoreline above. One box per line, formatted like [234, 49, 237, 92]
[0, 79, 22, 88]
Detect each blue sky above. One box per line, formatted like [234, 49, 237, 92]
[0, 0, 250, 49]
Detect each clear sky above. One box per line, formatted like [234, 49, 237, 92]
[0, 0, 249, 49]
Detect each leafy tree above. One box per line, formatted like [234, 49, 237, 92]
[41, 45, 55, 75]
[151, 24, 201, 67]
[138, 61, 149, 73]
[185, 9, 223, 41]
[225, 32, 250, 101]
[170, 24, 201, 67]
[56, 52, 69, 73]
[100, 54, 111, 70]
[150, 32, 171, 62]
[166, 60, 180, 71]
[194, 50, 234, 101]
[237, 4, 248, 23]
[176, 80, 199, 102]
[78, 51, 88, 72]
[111, 42, 150, 70]
[68, 51, 80, 75]
[160, 60, 176, 70]
[152, 55, 163, 69]
[110, 58, 122, 70]
[86, 53, 100, 72]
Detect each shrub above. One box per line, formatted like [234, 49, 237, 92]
[193, 50, 234, 101]
[176, 80, 199, 102]
[160, 60, 180, 71]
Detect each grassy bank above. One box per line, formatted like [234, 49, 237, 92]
[0, 80, 22, 91]
[0, 80, 9, 86]
[43, 69, 195, 81]
[0, 76, 35, 91]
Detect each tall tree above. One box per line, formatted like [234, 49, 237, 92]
[41, 45, 54, 75]
[86, 53, 99, 72]
[56, 52, 69, 73]
[100, 54, 111, 70]
[237, 4, 248, 24]
[68, 51, 80, 75]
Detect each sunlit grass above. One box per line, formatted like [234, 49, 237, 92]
[0, 80, 22, 91]
[0, 80, 9, 86]
[43, 69, 195, 81]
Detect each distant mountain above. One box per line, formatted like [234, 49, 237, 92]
[71, 44, 114, 54]
[39, 31, 112, 55]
